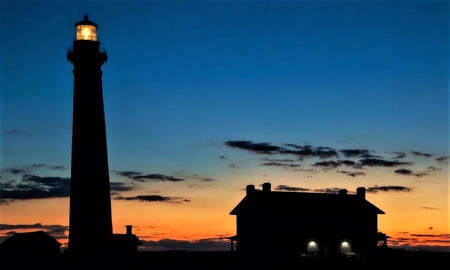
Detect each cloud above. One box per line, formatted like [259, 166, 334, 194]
[0, 175, 136, 203]
[411, 151, 433, 158]
[274, 185, 310, 192]
[312, 188, 343, 194]
[219, 156, 227, 159]
[337, 170, 366, 177]
[426, 166, 441, 172]
[435, 156, 449, 163]
[229, 164, 239, 169]
[358, 158, 413, 167]
[394, 168, 428, 177]
[113, 195, 190, 203]
[139, 237, 230, 251]
[0, 223, 68, 235]
[260, 162, 300, 169]
[224, 140, 281, 154]
[366, 185, 412, 193]
[260, 157, 296, 163]
[421, 207, 438, 210]
[280, 144, 338, 159]
[311, 161, 342, 169]
[409, 234, 449, 238]
[116, 171, 184, 182]
[339, 149, 370, 158]
[428, 227, 433, 230]
[109, 182, 135, 192]
[5, 168, 27, 175]
[178, 174, 214, 182]
[0, 175, 70, 201]
[388, 151, 407, 159]
[7, 130, 20, 134]
[52, 166, 68, 170]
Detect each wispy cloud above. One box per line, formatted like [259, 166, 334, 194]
[366, 185, 412, 193]
[116, 171, 184, 182]
[274, 185, 310, 192]
[113, 195, 190, 203]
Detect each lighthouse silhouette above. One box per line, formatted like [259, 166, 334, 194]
[66, 15, 112, 253]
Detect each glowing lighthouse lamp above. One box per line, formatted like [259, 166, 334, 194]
[75, 15, 98, 41]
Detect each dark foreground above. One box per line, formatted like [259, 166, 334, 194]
[2, 251, 449, 269]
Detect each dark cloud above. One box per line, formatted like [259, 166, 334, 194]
[229, 164, 239, 169]
[225, 141, 341, 159]
[219, 156, 227, 159]
[52, 166, 68, 170]
[7, 130, 20, 134]
[109, 182, 135, 192]
[338, 160, 356, 166]
[390, 151, 406, 159]
[421, 207, 438, 210]
[260, 157, 296, 163]
[0, 176, 135, 203]
[113, 195, 190, 203]
[280, 144, 338, 159]
[312, 188, 342, 194]
[224, 141, 281, 154]
[428, 226, 433, 230]
[426, 166, 441, 172]
[0, 175, 70, 201]
[133, 174, 183, 182]
[337, 171, 366, 177]
[5, 231, 16, 235]
[408, 234, 450, 238]
[358, 158, 413, 167]
[394, 169, 428, 177]
[274, 185, 310, 192]
[366, 185, 412, 193]
[411, 151, 432, 158]
[435, 156, 449, 163]
[0, 199, 12, 205]
[311, 161, 341, 169]
[359, 153, 382, 159]
[139, 237, 230, 251]
[7, 168, 27, 175]
[116, 171, 184, 182]
[0, 223, 68, 234]
[339, 149, 370, 158]
[260, 162, 300, 168]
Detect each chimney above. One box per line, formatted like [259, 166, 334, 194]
[126, 225, 132, 235]
[356, 187, 366, 200]
[262, 182, 271, 192]
[339, 189, 347, 195]
[246, 185, 255, 195]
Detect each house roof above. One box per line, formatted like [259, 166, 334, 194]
[110, 234, 143, 246]
[0, 231, 61, 251]
[230, 190, 385, 215]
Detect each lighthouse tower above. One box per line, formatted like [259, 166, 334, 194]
[67, 15, 112, 253]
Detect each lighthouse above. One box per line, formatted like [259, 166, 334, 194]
[66, 15, 112, 253]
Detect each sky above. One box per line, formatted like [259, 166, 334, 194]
[0, 0, 449, 252]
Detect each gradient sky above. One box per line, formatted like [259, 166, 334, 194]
[0, 1, 449, 251]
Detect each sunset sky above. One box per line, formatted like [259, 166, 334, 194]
[0, 1, 448, 251]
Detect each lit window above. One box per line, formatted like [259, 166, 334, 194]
[76, 25, 97, 41]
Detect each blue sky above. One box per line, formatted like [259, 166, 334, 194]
[0, 1, 449, 251]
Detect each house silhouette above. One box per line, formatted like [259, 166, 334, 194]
[229, 183, 385, 259]
[0, 231, 61, 255]
[109, 225, 143, 253]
